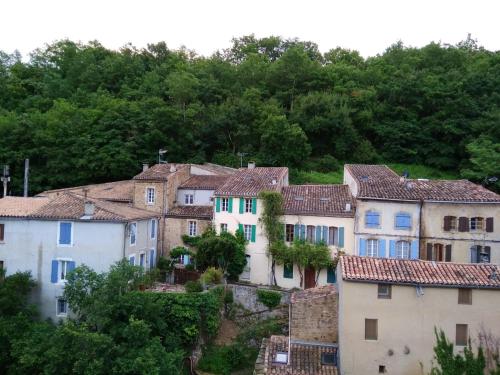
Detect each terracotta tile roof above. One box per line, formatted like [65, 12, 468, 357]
[166, 205, 213, 220]
[340, 255, 500, 289]
[192, 163, 237, 175]
[0, 197, 51, 217]
[283, 185, 355, 217]
[291, 284, 337, 303]
[38, 180, 134, 202]
[345, 164, 500, 202]
[262, 336, 338, 375]
[133, 163, 189, 181]
[30, 193, 159, 222]
[179, 175, 229, 190]
[215, 167, 288, 197]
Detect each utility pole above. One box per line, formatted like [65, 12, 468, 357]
[1, 165, 10, 198]
[23, 159, 29, 197]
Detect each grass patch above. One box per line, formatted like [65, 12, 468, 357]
[387, 163, 459, 180]
[290, 170, 343, 184]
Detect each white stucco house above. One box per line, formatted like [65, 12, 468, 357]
[0, 193, 159, 320]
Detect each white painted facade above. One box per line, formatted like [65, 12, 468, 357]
[176, 188, 214, 206]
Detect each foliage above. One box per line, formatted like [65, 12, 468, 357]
[201, 267, 223, 285]
[188, 229, 247, 281]
[431, 328, 487, 375]
[0, 270, 36, 317]
[256, 289, 282, 310]
[184, 280, 203, 293]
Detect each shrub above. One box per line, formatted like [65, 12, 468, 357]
[201, 267, 223, 285]
[224, 289, 234, 305]
[185, 280, 203, 293]
[257, 289, 282, 310]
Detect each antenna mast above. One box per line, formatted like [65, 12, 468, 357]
[1, 165, 10, 198]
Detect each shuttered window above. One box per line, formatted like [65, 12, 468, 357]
[285, 224, 294, 242]
[284, 264, 293, 279]
[445, 245, 452, 262]
[456, 324, 468, 346]
[458, 289, 472, 305]
[443, 216, 457, 231]
[470, 217, 484, 231]
[470, 245, 491, 263]
[365, 319, 378, 340]
[486, 217, 494, 233]
[306, 226, 315, 243]
[327, 267, 336, 283]
[365, 211, 380, 228]
[395, 213, 411, 229]
[328, 227, 337, 246]
[0, 223, 4, 242]
[58, 222, 73, 246]
[367, 239, 379, 257]
[458, 217, 469, 232]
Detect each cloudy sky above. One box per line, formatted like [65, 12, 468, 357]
[2, 0, 499, 58]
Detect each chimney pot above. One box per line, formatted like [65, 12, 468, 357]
[143, 163, 149, 172]
[84, 201, 95, 217]
[248, 161, 256, 169]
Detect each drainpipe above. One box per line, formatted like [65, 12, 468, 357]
[123, 223, 128, 259]
[161, 181, 167, 257]
[418, 199, 424, 257]
[288, 301, 291, 366]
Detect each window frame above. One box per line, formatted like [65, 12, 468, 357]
[129, 222, 137, 246]
[365, 318, 378, 340]
[244, 198, 253, 213]
[377, 284, 392, 299]
[220, 223, 228, 233]
[243, 224, 252, 241]
[470, 217, 484, 231]
[184, 193, 194, 205]
[146, 187, 155, 205]
[285, 224, 294, 242]
[365, 210, 381, 228]
[188, 220, 197, 237]
[58, 260, 70, 283]
[150, 219, 156, 240]
[306, 225, 315, 243]
[395, 240, 410, 259]
[456, 324, 468, 346]
[221, 198, 229, 212]
[328, 227, 338, 246]
[56, 297, 68, 317]
[458, 288, 472, 305]
[283, 263, 293, 279]
[57, 221, 73, 247]
[395, 212, 412, 230]
[139, 252, 145, 268]
[0, 223, 4, 242]
[366, 239, 379, 257]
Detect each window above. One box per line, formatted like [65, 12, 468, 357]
[243, 224, 252, 241]
[365, 319, 378, 340]
[221, 198, 229, 212]
[184, 193, 194, 205]
[367, 239, 379, 257]
[327, 266, 336, 283]
[470, 245, 491, 263]
[379, 365, 386, 373]
[285, 224, 294, 242]
[443, 216, 457, 231]
[188, 221, 197, 237]
[306, 225, 315, 243]
[284, 264, 293, 279]
[146, 188, 155, 204]
[395, 241, 410, 259]
[365, 211, 380, 228]
[139, 253, 145, 268]
[56, 298, 68, 316]
[456, 324, 468, 346]
[129, 255, 135, 265]
[129, 223, 137, 245]
[378, 284, 392, 299]
[470, 217, 484, 231]
[426, 243, 445, 261]
[328, 227, 337, 246]
[150, 219, 156, 239]
[245, 198, 253, 213]
[321, 352, 337, 366]
[58, 222, 73, 246]
[395, 213, 411, 229]
[0, 223, 4, 242]
[458, 289, 472, 305]
[220, 223, 228, 233]
[59, 260, 69, 282]
[458, 217, 469, 232]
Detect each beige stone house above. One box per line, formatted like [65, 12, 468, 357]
[337, 255, 500, 375]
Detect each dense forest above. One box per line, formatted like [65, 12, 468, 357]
[0, 35, 499, 194]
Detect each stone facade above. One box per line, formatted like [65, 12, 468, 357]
[164, 217, 212, 251]
[290, 285, 338, 343]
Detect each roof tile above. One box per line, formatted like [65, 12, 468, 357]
[215, 167, 288, 197]
[283, 185, 354, 217]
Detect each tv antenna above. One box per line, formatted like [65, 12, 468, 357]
[237, 152, 247, 168]
[158, 149, 167, 164]
[1, 165, 10, 198]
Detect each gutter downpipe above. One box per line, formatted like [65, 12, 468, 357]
[123, 222, 128, 259]
[419, 199, 424, 257]
[161, 180, 167, 257]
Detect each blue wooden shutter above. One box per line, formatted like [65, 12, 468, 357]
[59, 222, 72, 245]
[389, 240, 396, 258]
[300, 225, 306, 240]
[150, 250, 155, 268]
[215, 197, 221, 212]
[322, 226, 328, 244]
[251, 225, 256, 243]
[252, 198, 257, 214]
[315, 226, 322, 243]
[228, 197, 233, 213]
[410, 240, 419, 259]
[284, 264, 293, 278]
[359, 239, 366, 256]
[129, 256, 135, 265]
[327, 267, 336, 283]
[379, 239, 386, 257]
[51, 260, 58, 283]
[67, 261, 76, 274]
[338, 227, 344, 248]
[294, 224, 300, 239]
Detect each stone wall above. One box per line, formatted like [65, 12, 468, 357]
[164, 217, 211, 254]
[290, 287, 338, 343]
[229, 283, 290, 314]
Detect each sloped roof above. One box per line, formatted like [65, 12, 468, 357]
[133, 163, 189, 181]
[283, 185, 355, 217]
[0, 197, 51, 217]
[179, 175, 230, 190]
[166, 205, 213, 220]
[340, 255, 500, 289]
[215, 167, 288, 197]
[192, 163, 237, 175]
[30, 193, 159, 222]
[345, 164, 500, 202]
[38, 180, 134, 203]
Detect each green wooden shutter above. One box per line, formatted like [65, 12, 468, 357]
[215, 197, 221, 212]
[239, 197, 244, 214]
[252, 198, 257, 214]
[238, 223, 244, 234]
[228, 197, 233, 213]
[251, 225, 256, 242]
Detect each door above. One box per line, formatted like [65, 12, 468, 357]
[304, 266, 316, 289]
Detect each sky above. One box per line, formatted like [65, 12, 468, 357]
[1, 0, 499, 58]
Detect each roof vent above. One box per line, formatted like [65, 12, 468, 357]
[294, 196, 304, 201]
[170, 165, 177, 172]
[360, 176, 369, 182]
[320, 197, 329, 202]
[345, 203, 352, 211]
[248, 161, 256, 169]
[274, 352, 288, 364]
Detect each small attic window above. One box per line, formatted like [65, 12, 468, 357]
[294, 196, 304, 201]
[360, 176, 369, 182]
[321, 352, 337, 366]
[274, 352, 288, 364]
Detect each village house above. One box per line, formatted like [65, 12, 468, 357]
[0, 193, 159, 320]
[344, 164, 500, 264]
[337, 255, 500, 375]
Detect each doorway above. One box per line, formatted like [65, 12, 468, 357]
[304, 266, 316, 289]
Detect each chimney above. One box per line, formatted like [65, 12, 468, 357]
[142, 163, 149, 172]
[84, 201, 95, 217]
[248, 161, 256, 169]
[345, 203, 352, 212]
[272, 179, 277, 185]
[170, 164, 177, 172]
